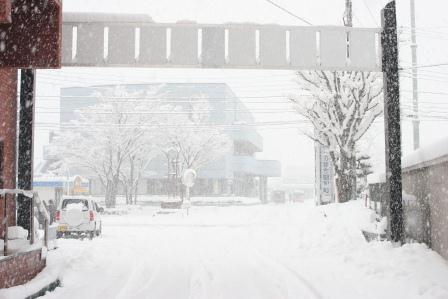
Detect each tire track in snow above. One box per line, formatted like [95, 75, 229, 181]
[114, 242, 148, 298]
[44, 233, 155, 298]
[44, 207, 323, 299]
[188, 258, 213, 299]
[189, 229, 319, 299]
[115, 234, 170, 298]
[249, 248, 323, 299]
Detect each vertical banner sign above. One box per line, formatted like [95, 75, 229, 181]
[315, 142, 335, 205]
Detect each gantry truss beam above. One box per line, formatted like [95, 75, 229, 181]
[62, 13, 381, 71]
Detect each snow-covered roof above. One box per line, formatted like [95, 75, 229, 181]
[402, 137, 448, 170]
[0, 189, 34, 198]
[368, 137, 448, 184]
[63, 12, 153, 23]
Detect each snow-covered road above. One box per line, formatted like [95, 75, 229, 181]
[2, 200, 448, 299]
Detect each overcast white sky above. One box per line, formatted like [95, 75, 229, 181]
[35, 0, 448, 184]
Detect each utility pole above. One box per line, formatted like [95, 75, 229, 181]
[410, 0, 420, 149]
[343, 0, 353, 27]
[382, 1, 404, 243]
[342, 0, 357, 202]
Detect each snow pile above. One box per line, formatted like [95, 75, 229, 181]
[1, 200, 448, 299]
[160, 197, 183, 203]
[190, 196, 260, 205]
[0, 239, 31, 256]
[102, 205, 143, 215]
[102, 208, 130, 215]
[403, 136, 448, 169]
[7, 226, 28, 240]
[93, 195, 261, 207]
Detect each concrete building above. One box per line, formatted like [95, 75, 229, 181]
[38, 83, 281, 200]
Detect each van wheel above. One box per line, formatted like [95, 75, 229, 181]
[89, 231, 94, 240]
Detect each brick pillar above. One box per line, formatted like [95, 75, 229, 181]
[0, 0, 12, 23]
[0, 68, 17, 235]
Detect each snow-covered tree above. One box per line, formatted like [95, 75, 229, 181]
[176, 100, 231, 170]
[51, 87, 160, 208]
[290, 71, 383, 203]
[120, 133, 158, 205]
[50, 89, 231, 205]
[157, 100, 232, 197]
[356, 153, 373, 197]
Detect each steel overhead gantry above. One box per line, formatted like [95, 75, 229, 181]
[4, 1, 402, 242]
[61, 13, 381, 71]
[63, 1, 403, 243]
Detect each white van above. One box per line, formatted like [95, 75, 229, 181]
[56, 196, 102, 239]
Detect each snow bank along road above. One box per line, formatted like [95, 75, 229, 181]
[2, 200, 448, 299]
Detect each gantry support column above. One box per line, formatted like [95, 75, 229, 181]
[381, 1, 404, 243]
[17, 69, 36, 232]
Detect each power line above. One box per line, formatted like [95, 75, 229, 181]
[262, 0, 313, 25]
[37, 69, 299, 83]
[415, 68, 448, 76]
[33, 103, 448, 114]
[361, 0, 378, 26]
[32, 116, 448, 135]
[400, 27, 448, 37]
[34, 120, 313, 130]
[401, 70, 448, 79]
[401, 25, 448, 30]
[29, 94, 306, 100]
[401, 74, 448, 84]
[35, 75, 300, 92]
[401, 89, 448, 96]
[401, 71, 448, 81]
[400, 63, 448, 70]
[34, 110, 301, 115]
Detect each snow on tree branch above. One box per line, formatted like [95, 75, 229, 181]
[290, 70, 383, 202]
[48, 89, 231, 207]
[49, 86, 161, 208]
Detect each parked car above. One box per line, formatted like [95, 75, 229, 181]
[56, 196, 102, 239]
[270, 190, 286, 203]
[289, 190, 306, 203]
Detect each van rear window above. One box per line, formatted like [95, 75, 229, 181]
[62, 198, 88, 210]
